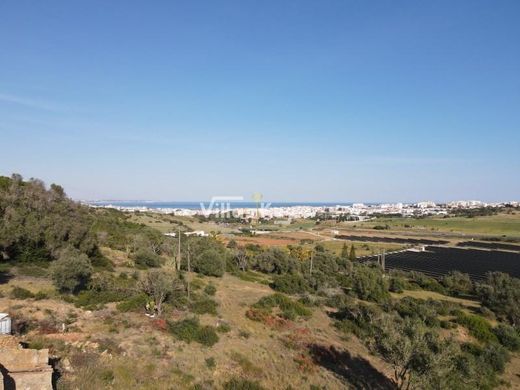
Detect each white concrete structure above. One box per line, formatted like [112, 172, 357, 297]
[0, 313, 11, 334]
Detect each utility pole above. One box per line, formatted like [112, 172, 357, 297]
[187, 242, 191, 303]
[309, 248, 314, 275]
[177, 228, 181, 271]
[381, 249, 386, 273]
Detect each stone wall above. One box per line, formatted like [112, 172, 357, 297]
[0, 336, 53, 390]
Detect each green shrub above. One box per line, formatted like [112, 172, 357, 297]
[409, 272, 446, 294]
[253, 293, 311, 320]
[456, 313, 497, 343]
[117, 293, 148, 312]
[11, 287, 34, 299]
[75, 289, 126, 310]
[50, 248, 93, 293]
[190, 278, 205, 290]
[481, 343, 510, 373]
[168, 317, 219, 346]
[325, 294, 353, 309]
[216, 322, 231, 333]
[393, 297, 440, 327]
[223, 378, 265, 390]
[204, 284, 217, 296]
[190, 297, 218, 315]
[351, 265, 389, 303]
[133, 249, 161, 268]
[477, 272, 520, 326]
[196, 325, 220, 346]
[441, 271, 473, 296]
[493, 324, 520, 351]
[34, 291, 49, 300]
[194, 250, 225, 277]
[270, 274, 309, 294]
[388, 276, 406, 293]
[253, 247, 299, 275]
[205, 357, 216, 368]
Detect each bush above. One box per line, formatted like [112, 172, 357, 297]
[194, 250, 225, 277]
[325, 294, 353, 309]
[190, 297, 218, 315]
[351, 265, 389, 303]
[493, 324, 520, 351]
[253, 293, 311, 320]
[34, 291, 49, 300]
[253, 248, 299, 274]
[270, 274, 309, 294]
[393, 297, 440, 327]
[479, 343, 510, 373]
[196, 325, 220, 346]
[216, 322, 231, 333]
[204, 284, 217, 296]
[133, 249, 161, 268]
[117, 293, 148, 312]
[456, 313, 497, 343]
[409, 272, 446, 294]
[441, 271, 473, 296]
[223, 378, 265, 390]
[75, 289, 126, 310]
[477, 272, 520, 326]
[11, 287, 35, 299]
[50, 247, 93, 293]
[388, 276, 406, 293]
[168, 317, 219, 346]
[205, 357, 216, 368]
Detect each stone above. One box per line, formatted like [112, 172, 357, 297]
[0, 335, 53, 390]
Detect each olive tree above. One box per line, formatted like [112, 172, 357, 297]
[140, 270, 179, 315]
[51, 247, 93, 293]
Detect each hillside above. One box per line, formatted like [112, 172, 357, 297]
[1, 175, 520, 389]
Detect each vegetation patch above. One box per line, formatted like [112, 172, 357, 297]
[117, 293, 148, 312]
[168, 317, 219, 346]
[10, 286, 35, 299]
[189, 296, 218, 315]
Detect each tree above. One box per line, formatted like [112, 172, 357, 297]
[371, 315, 458, 389]
[140, 270, 178, 316]
[234, 249, 249, 272]
[0, 174, 97, 261]
[441, 271, 473, 296]
[341, 242, 349, 259]
[352, 265, 389, 303]
[193, 249, 225, 277]
[349, 244, 357, 261]
[477, 272, 520, 326]
[51, 247, 93, 293]
[253, 248, 300, 274]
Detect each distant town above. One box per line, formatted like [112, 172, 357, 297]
[88, 200, 520, 220]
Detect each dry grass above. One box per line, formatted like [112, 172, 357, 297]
[3, 270, 518, 389]
[390, 289, 481, 309]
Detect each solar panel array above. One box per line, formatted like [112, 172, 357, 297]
[362, 246, 520, 281]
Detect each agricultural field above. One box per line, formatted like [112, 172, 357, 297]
[356, 212, 520, 239]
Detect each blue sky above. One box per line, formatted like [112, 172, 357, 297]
[1, 1, 519, 202]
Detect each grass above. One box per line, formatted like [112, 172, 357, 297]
[359, 213, 520, 238]
[390, 289, 481, 309]
[320, 240, 404, 257]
